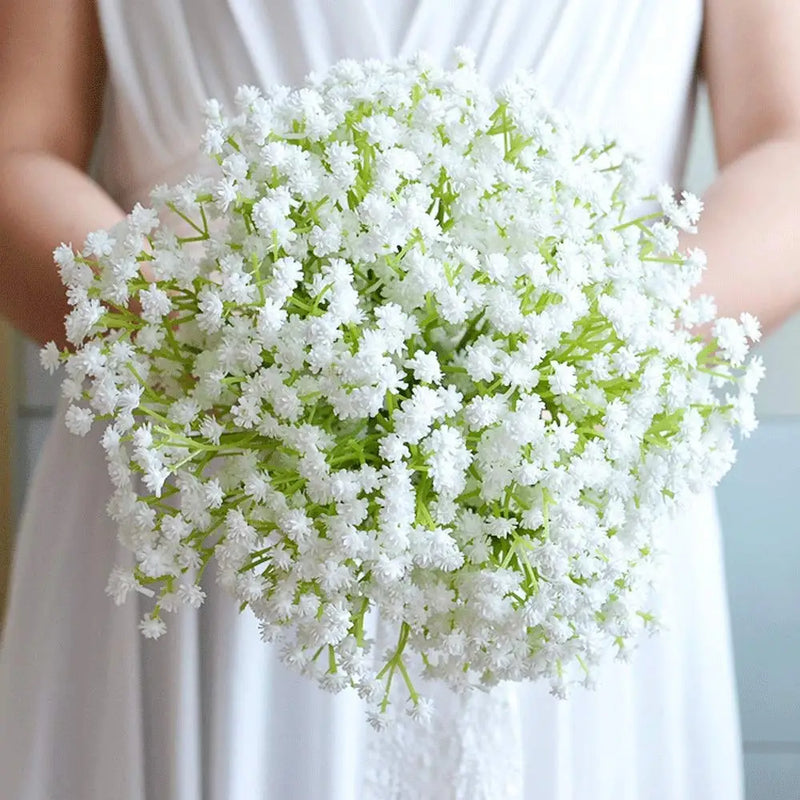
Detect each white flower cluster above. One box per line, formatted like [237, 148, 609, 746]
[46, 52, 762, 720]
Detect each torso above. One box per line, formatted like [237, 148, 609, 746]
[93, 0, 703, 208]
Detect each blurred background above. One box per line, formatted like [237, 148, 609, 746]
[1, 84, 798, 798]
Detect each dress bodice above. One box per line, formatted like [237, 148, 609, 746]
[94, 0, 703, 209]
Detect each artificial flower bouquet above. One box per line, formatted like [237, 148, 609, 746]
[43, 51, 762, 724]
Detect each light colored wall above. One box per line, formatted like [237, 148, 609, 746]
[0, 322, 15, 619]
[8, 86, 800, 799]
[717, 422, 800, 797]
[13, 338, 59, 520]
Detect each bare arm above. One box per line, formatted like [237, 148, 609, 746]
[692, 0, 800, 335]
[0, 0, 125, 347]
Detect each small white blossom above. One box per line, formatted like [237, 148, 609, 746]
[138, 614, 167, 639]
[64, 404, 94, 436]
[549, 362, 577, 396]
[40, 341, 61, 374]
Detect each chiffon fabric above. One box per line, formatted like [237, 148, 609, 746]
[0, 2, 744, 798]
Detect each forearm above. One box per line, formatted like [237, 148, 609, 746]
[690, 137, 800, 336]
[0, 149, 124, 347]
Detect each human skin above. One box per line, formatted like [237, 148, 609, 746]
[0, 0, 799, 346]
[692, 0, 800, 335]
[0, 0, 122, 347]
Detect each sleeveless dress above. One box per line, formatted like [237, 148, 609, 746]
[0, 2, 745, 798]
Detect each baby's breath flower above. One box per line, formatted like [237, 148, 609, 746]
[51, 52, 758, 722]
[64, 404, 94, 437]
[39, 341, 61, 374]
[138, 614, 167, 640]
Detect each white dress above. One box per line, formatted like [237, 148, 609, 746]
[0, 2, 745, 798]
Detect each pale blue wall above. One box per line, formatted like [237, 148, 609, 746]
[717, 424, 800, 798]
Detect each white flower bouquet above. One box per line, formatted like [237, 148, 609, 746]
[44, 52, 762, 723]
